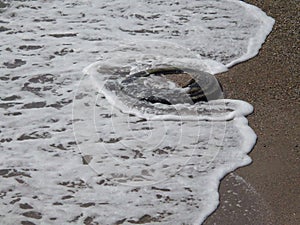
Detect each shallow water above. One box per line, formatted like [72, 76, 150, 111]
[0, 1, 274, 224]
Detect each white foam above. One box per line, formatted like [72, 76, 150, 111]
[0, 0, 273, 224]
[226, 1, 275, 67]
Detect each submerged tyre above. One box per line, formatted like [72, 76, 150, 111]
[120, 67, 223, 105]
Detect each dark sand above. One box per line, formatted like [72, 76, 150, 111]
[205, 1, 299, 224]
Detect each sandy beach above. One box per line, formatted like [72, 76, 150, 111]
[0, 1, 298, 224]
[205, 0, 299, 224]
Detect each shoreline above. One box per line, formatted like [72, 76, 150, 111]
[0, 1, 297, 224]
[205, 0, 299, 224]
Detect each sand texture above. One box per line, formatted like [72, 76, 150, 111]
[204, 0, 299, 224]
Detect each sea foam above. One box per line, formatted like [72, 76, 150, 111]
[0, 0, 274, 224]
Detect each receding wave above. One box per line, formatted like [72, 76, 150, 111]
[0, 0, 273, 224]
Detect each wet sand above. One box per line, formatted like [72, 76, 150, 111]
[205, 1, 299, 224]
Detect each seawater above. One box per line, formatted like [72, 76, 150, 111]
[0, 1, 274, 224]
